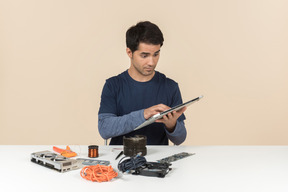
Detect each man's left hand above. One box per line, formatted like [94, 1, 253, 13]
[155, 107, 187, 132]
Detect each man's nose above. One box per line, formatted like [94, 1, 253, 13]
[147, 56, 155, 65]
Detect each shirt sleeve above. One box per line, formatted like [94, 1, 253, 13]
[98, 110, 146, 139]
[98, 79, 117, 114]
[165, 120, 187, 145]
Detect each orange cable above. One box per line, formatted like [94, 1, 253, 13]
[80, 165, 118, 182]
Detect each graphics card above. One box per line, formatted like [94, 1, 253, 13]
[31, 150, 81, 173]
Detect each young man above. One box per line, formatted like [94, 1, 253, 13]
[98, 21, 187, 145]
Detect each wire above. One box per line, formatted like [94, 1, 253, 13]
[80, 165, 118, 182]
[118, 155, 147, 173]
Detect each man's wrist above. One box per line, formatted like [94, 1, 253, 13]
[165, 123, 176, 133]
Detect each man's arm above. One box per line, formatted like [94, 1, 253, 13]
[98, 110, 145, 139]
[99, 110, 187, 145]
[165, 120, 187, 145]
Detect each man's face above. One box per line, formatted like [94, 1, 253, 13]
[127, 42, 161, 80]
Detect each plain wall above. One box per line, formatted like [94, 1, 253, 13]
[1, 0, 288, 145]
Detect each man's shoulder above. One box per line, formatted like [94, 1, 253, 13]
[105, 71, 127, 84]
[156, 71, 178, 86]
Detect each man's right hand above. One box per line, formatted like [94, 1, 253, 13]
[143, 104, 170, 120]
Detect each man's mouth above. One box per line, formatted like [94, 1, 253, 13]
[145, 67, 153, 71]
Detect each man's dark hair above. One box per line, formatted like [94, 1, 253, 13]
[126, 21, 164, 53]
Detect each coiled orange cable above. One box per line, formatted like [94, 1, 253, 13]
[80, 165, 118, 182]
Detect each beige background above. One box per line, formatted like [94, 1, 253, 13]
[1, 0, 287, 145]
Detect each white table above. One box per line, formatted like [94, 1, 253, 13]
[0, 145, 288, 192]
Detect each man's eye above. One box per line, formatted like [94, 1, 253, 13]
[154, 53, 159, 57]
[141, 55, 148, 58]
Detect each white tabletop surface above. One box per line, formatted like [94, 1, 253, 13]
[1, 145, 288, 192]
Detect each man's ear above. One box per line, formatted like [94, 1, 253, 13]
[126, 48, 133, 58]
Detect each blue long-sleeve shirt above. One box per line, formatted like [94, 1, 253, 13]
[98, 70, 187, 145]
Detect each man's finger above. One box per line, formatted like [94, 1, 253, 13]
[177, 106, 187, 114]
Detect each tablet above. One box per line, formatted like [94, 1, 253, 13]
[134, 95, 203, 131]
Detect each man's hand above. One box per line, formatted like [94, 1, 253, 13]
[156, 106, 186, 132]
[144, 104, 187, 132]
[144, 104, 170, 120]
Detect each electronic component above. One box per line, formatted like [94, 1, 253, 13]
[132, 162, 171, 178]
[31, 151, 81, 173]
[123, 135, 147, 156]
[76, 158, 110, 166]
[157, 152, 195, 163]
[118, 155, 171, 178]
[88, 145, 99, 158]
